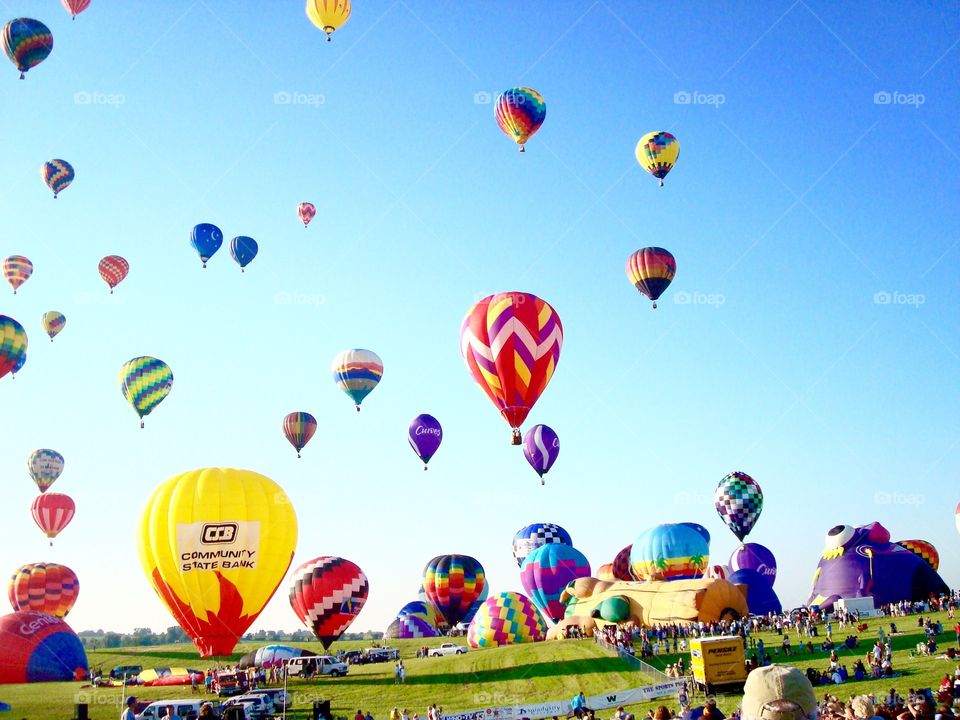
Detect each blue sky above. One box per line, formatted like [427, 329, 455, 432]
[0, 1, 957, 639]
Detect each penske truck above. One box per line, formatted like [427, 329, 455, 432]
[689, 635, 747, 693]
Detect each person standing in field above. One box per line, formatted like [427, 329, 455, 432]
[120, 697, 137, 720]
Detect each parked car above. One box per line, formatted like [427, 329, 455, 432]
[110, 665, 143, 680]
[341, 650, 364, 665]
[428, 643, 468, 657]
[136, 700, 209, 720]
[364, 647, 400, 662]
[224, 694, 273, 719]
[247, 688, 291, 709]
[286, 655, 348, 677]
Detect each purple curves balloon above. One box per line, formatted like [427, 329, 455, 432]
[729, 542, 777, 587]
[408, 413, 442, 469]
[522, 424, 559, 485]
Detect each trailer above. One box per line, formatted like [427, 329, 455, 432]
[689, 635, 746, 694]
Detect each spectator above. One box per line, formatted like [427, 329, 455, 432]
[356, 710, 364, 720]
[164, 707, 181, 720]
[850, 696, 881, 720]
[570, 692, 588, 719]
[120, 697, 137, 720]
[739, 665, 817, 720]
[654, 706, 673, 720]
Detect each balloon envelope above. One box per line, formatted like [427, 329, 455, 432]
[8, 563, 79, 618]
[2, 19, 53, 78]
[495, 87, 546, 151]
[30, 493, 75, 541]
[282, 412, 317, 457]
[520, 544, 591, 622]
[41, 160, 74, 198]
[41, 312, 65, 341]
[0, 316, 28, 379]
[612, 545, 636, 580]
[896, 540, 940, 572]
[27, 449, 64, 493]
[62, 1, 91, 18]
[298, 202, 316, 227]
[190, 223, 223, 267]
[305, 0, 351, 39]
[119, 356, 173, 426]
[630, 524, 709, 581]
[0, 611, 87, 684]
[423, 555, 486, 627]
[728, 568, 781, 615]
[408, 414, 442, 468]
[98, 255, 129, 291]
[3, 256, 32, 294]
[512, 523, 572, 567]
[385, 614, 437, 640]
[331, 349, 383, 410]
[522, 424, 559, 481]
[729, 543, 777, 586]
[467, 592, 546, 648]
[289, 556, 368, 649]
[715, 471, 764, 541]
[626, 247, 676, 307]
[229, 236, 258, 270]
[635, 131, 680, 186]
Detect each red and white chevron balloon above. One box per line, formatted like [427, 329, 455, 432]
[289, 556, 368, 648]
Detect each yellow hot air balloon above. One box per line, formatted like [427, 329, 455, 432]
[635, 131, 680, 187]
[306, 0, 351, 41]
[138, 468, 298, 657]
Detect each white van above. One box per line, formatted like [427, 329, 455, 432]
[286, 655, 348, 677]
[136, 700, 210, 720]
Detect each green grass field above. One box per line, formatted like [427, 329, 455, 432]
[3, 612, 958, 720]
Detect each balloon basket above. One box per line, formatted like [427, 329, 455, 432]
[423, 466, 428, 471]
[519, 145, 526, 153]
[659, 179, 664, 187]
[652, 302, 658, 309]
[355, 406, 361, 413]
[140, 421, 145, 429]
[19, 72, 24, 80]
[540, 478, 545, 486]
[297, 453, 301, 459]
[511, 429, 521, 445]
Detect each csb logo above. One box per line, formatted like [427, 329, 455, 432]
[201, 522, 238, 544]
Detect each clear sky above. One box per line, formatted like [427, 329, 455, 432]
[0, 1, 958, 641]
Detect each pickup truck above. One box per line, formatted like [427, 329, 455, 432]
[428, 643, 468, 657]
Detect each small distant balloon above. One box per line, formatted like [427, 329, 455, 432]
[408, 414, 442, 470]
[27, 449, 64, 493]
[0, 316, 28, 380]
[283, 411, 317, 458]
[2, 18, 53, 79]
[636, 131, 680, 187]
[41, 312, 65, 342]
[31, 493, 75, 545]
[495, 87, 546, 152]
[41, 160, 74, 198]
[3, 256, 33, 295]
[306, 0, 351, 41]
[229, 236, 258, 272]
[61, 0, 91, 20]
[119, 356, 173, 428]
[522, 424, 559, 485]
[331, 349, 383, 411]
[190, 223, 223, 268]
[298, 202, 316, 228]
[98, 255, 129, 293]
[626, 247, 676, 309]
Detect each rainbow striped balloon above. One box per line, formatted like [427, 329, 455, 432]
[3, 256, 33, 294]
[119, 356, 174, 428]
[282, 411, 317, 458]
[0, 315, 28, 380]
[2, 18, 53, 79]
[626, 247, 676, 308]
[422, 554, 486, 627]
[8, 562, 79, 618]
[495, 87, 546, 152]
[467, 591, 546, 648]
[41, 159, 74, 198]
[331, 349, 383, 411]
[41, 311, 66, 342]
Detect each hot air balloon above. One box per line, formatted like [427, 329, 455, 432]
[61, 0, 91, 19]
[612, 544, 636, 581]
[331, 349, 382, 411]
[289, 556, 368, 649]
[385, 614, 438, 640]
[3, 256, 33, 294]
[422, 555, 486, 627]
[396, 601, 439, 630]
[119, 356, 173, 428]
[512, 523, 572, 567]
[715, 471, 763, 542]
[0, 316, 27, 380]
[8, 563, 79, 618]
[2, 19, 52, 79]
[896, 540, 940, 572]
[190, 223, 223, 268]
[520, 544, 591, 622]
[460, 292, 563, 444]
[408, 414, 442, 470]
[27, 449, 64, 493]
[522, 424, 559, 485]
[41, 312, 65, 342]
[98, 255, 129, 293]
[229, 236, 258, 272]
[0, 611, 87, 684]
[729, 543, 777, 586]
[306, 0, 351, 41]
[636, 131, 680, 187]
[138, 468, 298, 657]
[630, 523, 709, 581]
[298, 202, 316, 228]
[11, 351, 25, 378]
[467, 592, 546, 648]
[626, 247, 676, 309]
[282, 412, 317, 458]
[495, 88, 546, 152]
[30, 493, 75, 546]
[41, 160, 74, 199]
[705, 564, 730, 580]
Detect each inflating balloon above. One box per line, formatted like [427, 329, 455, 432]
[396, 601, 439, 630]
[190, 223, 223, 268]
[282, 412, 317, 458]
[61, 0, 91, 20]
[306, 0, 351, 41]
[119, 357, 173, 428]
[467, 592, 546, 647]
[495, 87, 546, 152]
[331, 349, 383, 411]
[520, 544, 591, 622]
[2, 19, 52, 79]
[895, 540, 940, 572]
[612, 545, 636, 580]
[408, 414, 442, 470]
[461, 292, 563, 444]
[705, 564, 730, 580]
[138, 468, 298, 657]
[729, 543, 777, 586]
[715, 471, 763, 542]
[0, 316, 28, 380]
[385, 614, 437, 639]
[512, 523, 572, 567]
[0, 611, 87, 684]
[30, 493, 75, 546]
[630, 523, 709, 581]
[423, 555, 486, 627]
[41, 312, 65, 342]
[8, 563, 79, 618]
[41, 160, 74, 198]
[522, 424, 559, 485]
[98, 255, 129, 294]
[289, 556, 368, 649]
[729, 568, 781, 615]
[3, 256, 33, 295]
[298, 202, 316, 228]
[626, 247, 676, 308]
[27, 449, 64, 493]
[229, 236, 258, 272]
[636, 131, 679, 187]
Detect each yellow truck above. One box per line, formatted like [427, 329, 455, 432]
[689, 635, 746, 693]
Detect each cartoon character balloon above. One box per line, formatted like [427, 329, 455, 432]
[119, 356, 173, 428]
[512, 523, 572, 567]
[61, 0, 91, 20]
[229, 236, 258, 272]
[98, 255, 129, 293]
[522, 424, 559, 485]
[282, 412, 317, 458]
[27, 449, 64, 493]
[636, 131, 680, 187]
[331, 349, 383, 411]
[306, 0, 351, 41]
[190, 223, 223, 268]
[41, 160, 74, 198]
[729, 543, 777, 586]
[41, 312, 65, 342]
[715, 471, 763, 541]
[298, 202, 316, 228]
[630, 523, 709, 581]
[423, 555, 486, 627]
[289, 556, 368, 649]
[31, 493, 75, 546]
[626, 247, 676, 309]
[3, 256, 33, 294]
[520, 544, 591, 622]
[8, 563, 79, 617]
[408, 414, 442, 470]
[2, 18, 53, 79]
[0, 316, 28, 380]
[467, 591, 546, 648]
[461, 292, 563, 444]
[495, 87, 546, 152]
[138, 468, 298, 657]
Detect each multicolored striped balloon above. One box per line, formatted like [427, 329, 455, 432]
[522, 424, 559, 485]
[30, 493, 75, 545]
[331, 349, 383, 411]
[289, 556, 368, 649]
[229, 236, 258, 272]
[282, 411, 317, 458]
[636, 131, 680, 187]
[41, 160, 74, 198]
[41, 311, 65, 342]
[8, 562, 79, 618]
[520, 543, 591, 622]
[422, 554, 486, 627]
[897, 540, 939, 571]
[3, 256, 33, 294]
[626, 247, 676, 308]
[467, 591, 546, 648]
[385, 613, 438, 640]
[61, 0, 91, 20]
[715, 471, 763, 541]
[298, 202, 316, 227]
[0, 316, 27, 380]
[396, 600, 440, 630]
[119, 356, 173, 428]
[98, 255, 129, 293]
[495, 87, 546, 152]
[27, 449, 64, 493]
[512, 522, 572, 567]
[2, 18, 53, 79]
[461, 292, 563, 444]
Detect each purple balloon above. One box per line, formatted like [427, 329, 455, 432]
[408, 414, 442, 469]
[729, 542, 777, 586]
[523, 424, 559, 485]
